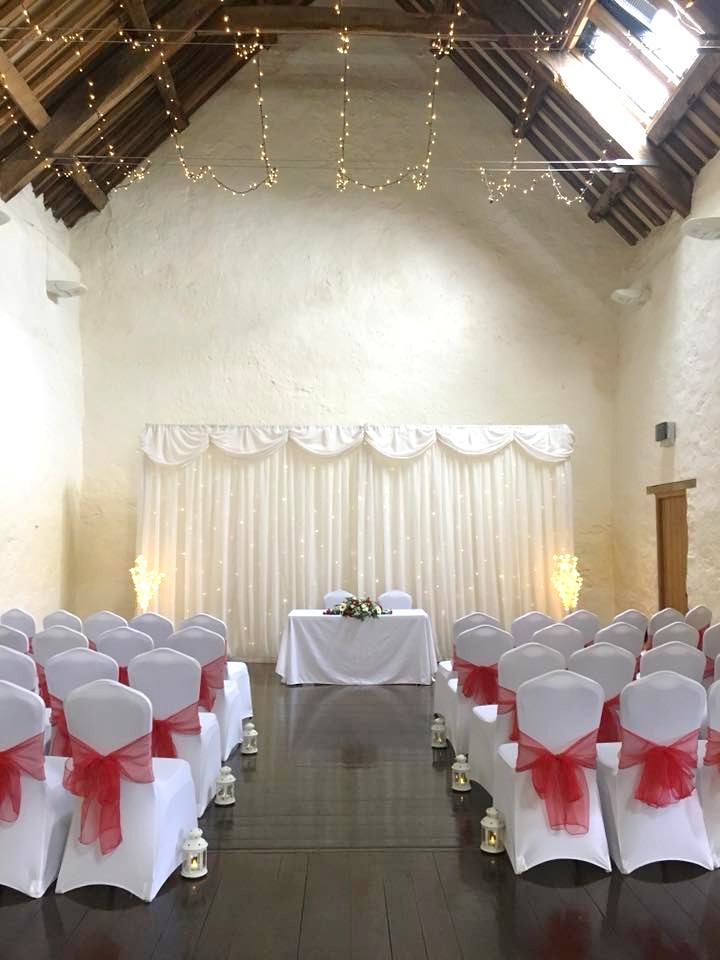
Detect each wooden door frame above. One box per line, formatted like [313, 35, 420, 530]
[646, 478, 696, 612]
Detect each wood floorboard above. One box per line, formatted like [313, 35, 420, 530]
[1, 663, 720, 959]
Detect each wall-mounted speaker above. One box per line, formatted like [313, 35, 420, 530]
[655, 422, 676, 447]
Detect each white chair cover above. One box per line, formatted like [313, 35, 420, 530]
[568, 643, 635, 702]
[83, 611, 128, 644]
[45, 648, 119, 702]
[129, 612, 174, 646]
[445, 625, 513, 754]
[531, 622, 584, 663]
[0, 646, 37, 692]
[129, 648, 222, 816]
[0, 608, 36, 639]
[433, 611, 501, 721]
[493, 670, 610, 874]
[33, 626, 88, 667]
[0, 624, 29, 653]
[612, 609, 648, 637]
[563, 610, 600, 646]
[687, 605, 712, 632]
[323, 589, 354, 608]
[699, 680, 720, 866]
[468, 643, 565, 793]
[0, 680, 74, 897]
[651, 621, 699, 648]
[453, 613, 501, 640]
[594, 623, 644, 658]
[510, 611, 554, 646]
[706, 626, 720, 676]
[378, 590, 412, 610]
[55, 680, 197, 901]
[165, 627, 244, 761]
[95, 626, 154, 668]
[43, 610, 83, 632]
[180, 614, 252, 720]
[596, 672, 712, 873]
[639, 641, 706, 683]
[648, 607, 684, 640]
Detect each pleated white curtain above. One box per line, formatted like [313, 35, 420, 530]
[138, 425, 574, 659]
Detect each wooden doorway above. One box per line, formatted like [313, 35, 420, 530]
[646, 479, 696, 612]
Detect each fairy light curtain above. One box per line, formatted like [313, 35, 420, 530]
[138, 424, 574, 660]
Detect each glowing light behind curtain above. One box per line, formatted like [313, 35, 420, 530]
[138, 425, 574, 659]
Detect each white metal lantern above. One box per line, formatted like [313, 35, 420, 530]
[241, 721, 258, 755]
[480, 806, 505, 854]
[214, 765, 236, 806]
[431, 715, 447, 749]
[451, 754, 471, 792]
[181, 827, 208, 879]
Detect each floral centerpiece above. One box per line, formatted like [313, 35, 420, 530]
[324, 596, 391, 620]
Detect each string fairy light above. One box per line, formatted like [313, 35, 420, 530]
[551, 552, 583, 612]
[130, 554, 165, 613]
[334, 0, 460, 193]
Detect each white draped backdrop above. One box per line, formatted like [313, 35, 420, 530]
[138, 424, 575, 660]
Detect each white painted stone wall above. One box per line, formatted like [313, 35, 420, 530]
[613, 152, 720, 616]
[0, 188, 84, 623]
[71, 36, 625, 622]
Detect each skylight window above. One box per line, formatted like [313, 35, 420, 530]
[587, 30, 669, 118]
[644, 9, 698, 79]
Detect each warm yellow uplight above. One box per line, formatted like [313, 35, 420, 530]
[130, 555, 165, 613]
[551, 553, 583, 612]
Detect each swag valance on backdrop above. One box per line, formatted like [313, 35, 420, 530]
[140, 423, 573, 465]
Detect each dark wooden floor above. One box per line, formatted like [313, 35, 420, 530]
[2, 664, 720, 959]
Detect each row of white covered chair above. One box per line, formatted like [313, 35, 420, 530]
[0, 677, 197, 900]
[487, 669, 720, 876]
[323, 589, 413, 609]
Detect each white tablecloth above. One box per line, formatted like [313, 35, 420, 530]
[276, 609, 438, 685]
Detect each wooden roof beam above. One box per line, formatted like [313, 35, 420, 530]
[559, 0, 597, 50]
[0, 0, 221, 202]
[120, 0, 188, 130]
[0, 47, 107, 211]
[588, 170, 631, 221]
[647, 52, 720, 144]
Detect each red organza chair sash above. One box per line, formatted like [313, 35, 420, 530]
[618, 726, 699, 807]
[199, 655, 226, 710]
[704, 655, 714, 681]
[704, 727, 720, 768]
[0, 732, 46, 822]
[699, 626, 707, 649]
[597, 694, 621, 743]
[49, 693, 71, 757]
[28, 637, 33, 655]
[118, 666, 129, 686]
[453, 655, 498, 705]
[63, 732, 154, 854]
[88, 640, 97, 651]
[634, 655, 641, 678]
[36, 664, 51, 707]
[496, 685, 519, 742]
[515, 728, 597, 835]
[151, 702, 201, 758]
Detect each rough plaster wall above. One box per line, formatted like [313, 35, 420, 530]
[613, 152, 720, 616]
[0, 188, 84, 623]
[71, 35, 625, 622]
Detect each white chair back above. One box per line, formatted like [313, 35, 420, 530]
[95, 626, 153, 667]
[708, 680, 720, 731]
[323, 590, 353, 608]
[652, 621, 699, 648]
[181, 613, 226, 638]
[165, 626, 225, 668]
[497, 642, 565, 692]
[0, 608, 35, 639]
[453, 612, 500, 640]
[0, 679, 45, 751]
[686, 605, 712, 632]
[639, 641, 705, 683]
[45, 647, 118, 702]
[0, 647, 37, 692]
[83, 610, 128, 643]
[510, 611, 554, 646]
[516, 670, 604, 753]
[64, 679, 152, 755]
[32, 626, 88, 667]
[705, 625, 720, 665]
[0, 624, 29, 654]
[531, 622, 584, 663]
[129, 648, 201, 718]
[455, 625, 513, 665]
[129, 612, 174, 646]
[563, 609, 600, 646]
[568, 643, 635, 700]
[43, 609, 82, 632]
[594, 622, 644, 658]
[620, 671, 705, 742]
[378, 590, 412, 610]
[648, 607, 684, 638]
[612, 609, 648, 637]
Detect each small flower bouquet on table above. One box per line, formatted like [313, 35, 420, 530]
[324, 596, 392, 620]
